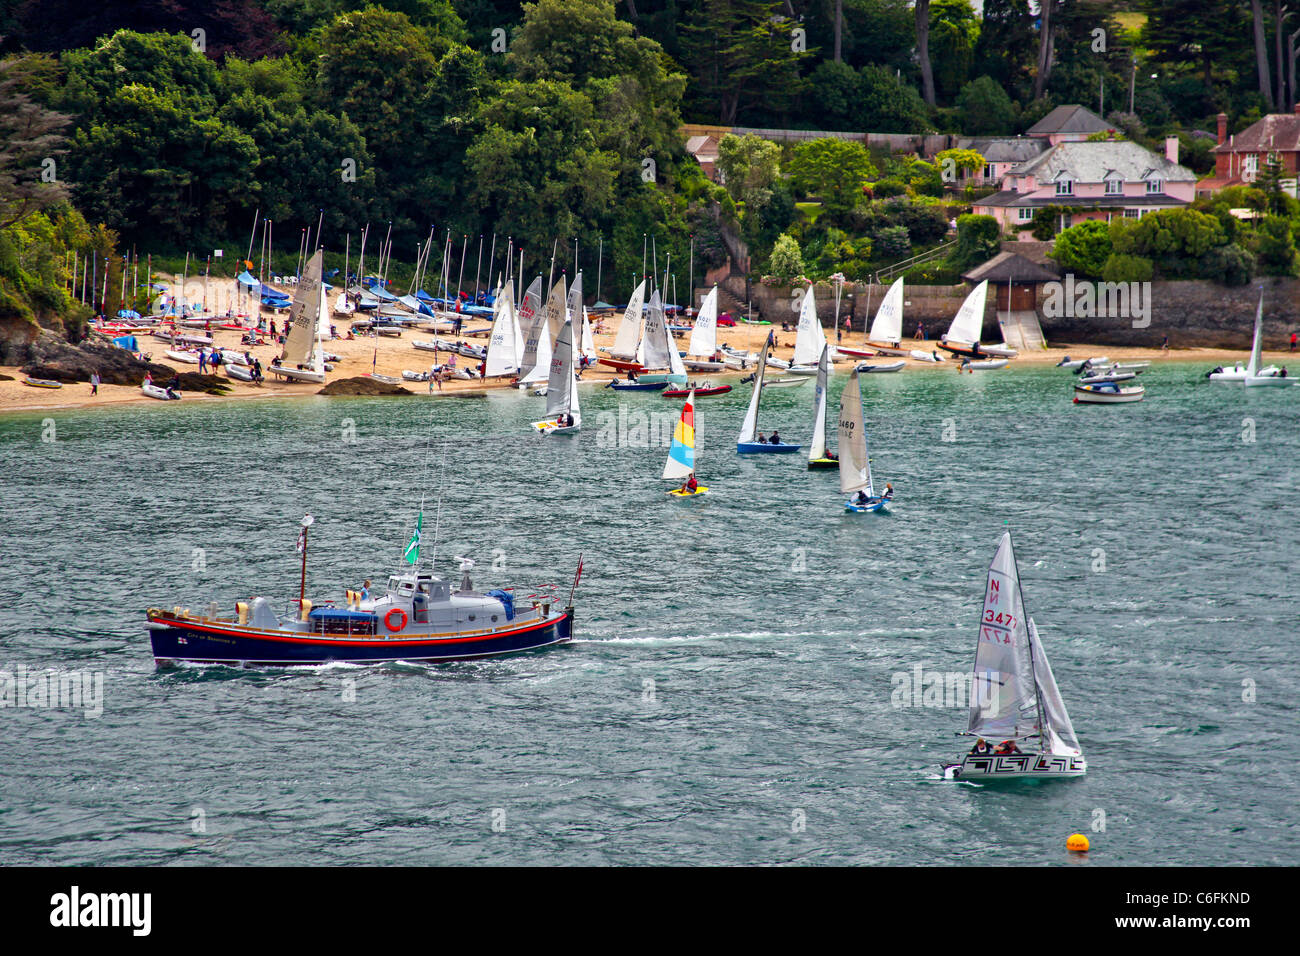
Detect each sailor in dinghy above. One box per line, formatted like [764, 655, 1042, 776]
[943, 531, 1086, 781]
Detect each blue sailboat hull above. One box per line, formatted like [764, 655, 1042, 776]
[737, 442, 801, 454]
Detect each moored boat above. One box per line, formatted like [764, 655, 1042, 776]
[662, 383, 731, 398]
[855, 360, 905, 373]
[1074, 382, 1145, 403]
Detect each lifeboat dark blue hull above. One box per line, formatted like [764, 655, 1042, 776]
[147, 608, 574, 666]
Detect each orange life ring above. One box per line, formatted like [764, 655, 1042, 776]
[384, 608, 407, 632]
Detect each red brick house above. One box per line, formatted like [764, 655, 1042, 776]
[1202, 108, 1300, 197]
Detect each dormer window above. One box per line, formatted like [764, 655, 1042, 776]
[1055, 177, 1073, 196]
[1105, 177, 1122, 195]
[1146, 178, 1162, 194]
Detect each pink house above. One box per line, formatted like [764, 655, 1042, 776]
[1025, 105, 1113, 145]
[972, 139, 1197, 236]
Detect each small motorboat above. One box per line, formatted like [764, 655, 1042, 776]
[1078, 370, 1136, 385]
[22, 377, 62, 389]
[606, 379, 669, 392]
[1056, 355, 1109, 369]
[1074, 382, 1145, 403]
[855, 360, 905, 373]
[1206, 363, 1248, 382]
[663, 383, 731, 398]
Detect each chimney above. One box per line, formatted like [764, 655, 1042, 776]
[1165, 135, 1179, 165]
[1217, 112, 1228, 146]
[1295, 103, 1300, 115]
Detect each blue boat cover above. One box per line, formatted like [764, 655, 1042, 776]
[113, 335, 139, 351]
[486, 589, 515, 620]
[308, 608, 378, 623]
[116, 309, 141, 319]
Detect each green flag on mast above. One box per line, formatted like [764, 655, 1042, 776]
[404, 511, 423, 565]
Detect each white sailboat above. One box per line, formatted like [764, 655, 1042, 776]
[1243, 292, 1292, 387]
[684, 287, 725, 371]
[737, 340, 801, 453]
[518, 277, 556, 388]
[531, 317, 581, 435]
[267, 249, 327, 384]
[943, 531, 1086, 781]
[483, 281, 521, 378]
[839, 369, 891, 512]
[602, 280, 646, 366]
[938, 280, 1017, 360]
[808, 344, 837, 469]
[637, 289, 688, 385]
[789, 285, 826, 374]
[864, 277, 906, 355]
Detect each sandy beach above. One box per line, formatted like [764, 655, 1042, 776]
[3, 281, 1296, 414]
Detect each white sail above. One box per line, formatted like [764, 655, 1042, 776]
[947, 279, 989, 346]
[545, 318, 575, 419]
[867, 277, 904, 344]
[809, 344, 830, 461]
[667, 318, 687, 377]
[545, 276, 567, 352]
[517, 276, 546, 379]
[642, 290, 671, 369]
[1246, 292, 1263, 377]
[567, 273, 588, 363]
[611, 280, 646, 359]
[738, 340, 770, 444]
[282, 249, 322, 366]
[484, 281, 519, 377]
[510, 282, 525, 362]
[792, 285, 826, 367]
[316, 281, 331, 340]
[838, 369, 871, 494]
[688, 287, 719, 357]
[967, 531, 1039, 744]
[1028, 618, 1082, 756]
[580, 307, 596, 361]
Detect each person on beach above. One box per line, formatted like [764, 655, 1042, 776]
[1162, 335, 1169, 350]
[916, 321, 925, 341]
[90, 371, 99, 395]
[1291, 331, 1297, 351]
[844, 316, 851, 335]
[198, 350, 207, 373]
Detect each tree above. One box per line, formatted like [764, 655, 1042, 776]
[915, 0, 935, 106]
[681, 0, 806, 125]
[1111, 208, 1228, 278]
[856, 64, 930, 132]
[1048, 219, 1111, 277]
[949, 212, 1001, 270]
[935, 147, 985, 186]
[1254, 215, 1298, 275]
[928, 0, 979, 102]
[768, 232, 804, 278]
[973, 0, 1033, 92]
[807, 60, 860, 130]
[1251, 0, 1273, 109]
[786, 138, 877, 216]
[1034, 0, 1056, 100]
[716, 133, 782, 211]
[0, 57, 71, 230]
[953, 76, 1017, 134]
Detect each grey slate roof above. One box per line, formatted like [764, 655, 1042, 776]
[1009, 141, 1197, 184]
[1211, 112, 1300, 153]
[1027, 105, 1112, 137]
[962, 251, 1059, 283]
[957, 137, 1047, 164]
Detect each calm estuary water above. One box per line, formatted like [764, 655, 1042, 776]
[0, 362, 1296, 865]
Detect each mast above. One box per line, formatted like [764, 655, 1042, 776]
[1011, 533, 1048, 751]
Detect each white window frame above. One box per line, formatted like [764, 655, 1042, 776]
[1243, 154, 1259, 181]
[1017, 207, 1034, 222]
[1123, 208, 1141, 219]
[1055, 178, 1074, 196]
[1105, 177, 1122, 195]
[1146, 178, 1162, 194]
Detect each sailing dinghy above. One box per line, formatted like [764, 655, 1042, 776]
[839, 369, 891, 512]
[664, 389, 708, 497]
[267, 249, 328, 384]
[599, 280, 647, 371]
[636, 290, 688, 385]
[737, 340, 802, 453]
[531, 317, 581, 435]
[684, 287, 726, 371]
[863, 277, 907, 355]
[938, 280, 1018, 361]
[788, 285, 827, 374]
[1243, 292, 1293, 387]
[942, 531, 1086, 781]
[518, 277, 558, 389]
[808, 344, 837, 469]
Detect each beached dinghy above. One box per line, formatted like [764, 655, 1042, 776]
[22, 376, 63, 388]
[141, 381, 180, 400]
[532, 316, 581, 435]
[225, 364, 258, 384]
[960, 358, 1009, 371]
[600, 279, 646, 369]
[910, 349, 944, 362]
[938, 281, 1017, 360]
[267, 251, 329, 384]
[856, 360, 905, 373]
[664, 390, 708, 497]
[807, 345, 838, 470]
[1074, 382, 1144, 403]
[606, 378, 668, 392]
[165, 349, 200, 364]
[785, 285, 827, 375]
[942, 531, 1086, 781]
[146, 514, 577, 666]
[839, 369, 892, 512]
[635, 290, 689, 385]
[737, 340, 801, 453]
[862, 276, 907, 355]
